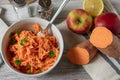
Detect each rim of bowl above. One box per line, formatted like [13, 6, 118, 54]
[1, 17, 64, 77]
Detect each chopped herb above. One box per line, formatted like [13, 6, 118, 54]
[49, 51, 55, 58]
[15, 59, 21, 65]
[37, 70, 41, 74]
[20, 40, 24, 46]
[23, 37, 27, 42]
[16, 30, 20, 35]
[9, 32, 14, 37]
[10, 39, 17, 45]
[20, 37, 27, 46]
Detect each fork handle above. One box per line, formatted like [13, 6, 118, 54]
[49, 0, 70, 24]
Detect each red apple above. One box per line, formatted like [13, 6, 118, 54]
[95, 12, 120, 35]
[66, 9, 93, 34]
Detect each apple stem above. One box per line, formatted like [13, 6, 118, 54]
[76, 18, 81, 24]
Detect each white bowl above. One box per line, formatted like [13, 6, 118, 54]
[1, 18, 64, 77]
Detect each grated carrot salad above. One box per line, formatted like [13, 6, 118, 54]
[8, 23, 59, 74]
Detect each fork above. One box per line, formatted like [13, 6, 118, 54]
[37, 0, 70, 36]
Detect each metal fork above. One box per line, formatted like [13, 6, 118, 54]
[37, 0, 70, 36]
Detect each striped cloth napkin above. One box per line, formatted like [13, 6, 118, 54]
[56, 20, 120, 80]
[83, 1, 120, 79]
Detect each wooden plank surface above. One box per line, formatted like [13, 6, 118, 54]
[0, 0, 120, 80]
[0, 0, 92, 80]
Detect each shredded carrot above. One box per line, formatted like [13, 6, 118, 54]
[32, 23, 41, 34]
[8, 23, 59, 74]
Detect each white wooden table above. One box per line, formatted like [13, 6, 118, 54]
[0, 0, 120, 80]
